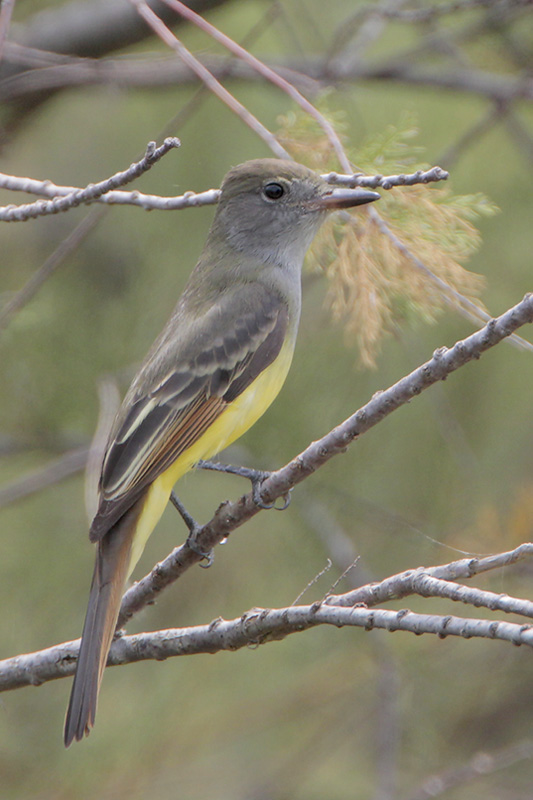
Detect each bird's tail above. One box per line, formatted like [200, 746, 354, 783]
[64, 505, 139, 747]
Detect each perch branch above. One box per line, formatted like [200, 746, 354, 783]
[117, 295, 533, 626]
[2, 298, 533, 691]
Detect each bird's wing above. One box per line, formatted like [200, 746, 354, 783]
[89, 286, 288, 541]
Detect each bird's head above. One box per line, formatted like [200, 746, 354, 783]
[211, 158, 379, 269]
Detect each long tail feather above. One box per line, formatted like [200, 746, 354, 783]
[64, 503, 140, 747]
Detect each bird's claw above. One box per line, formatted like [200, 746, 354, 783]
[251, 474, 291, 511]
[186, 533, 215, 568]
[196, 460, 291, 511]
[170, 491, 214, 568]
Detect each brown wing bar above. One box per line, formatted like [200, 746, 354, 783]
[89, 288, 288, 542]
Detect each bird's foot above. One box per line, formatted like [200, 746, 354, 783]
[196, 459, 292, 511]
[170, 491, 214, 568]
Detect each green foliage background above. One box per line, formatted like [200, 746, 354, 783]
[1, 1, 533, 798]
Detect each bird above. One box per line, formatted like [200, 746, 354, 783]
[64, 158, 379, 746]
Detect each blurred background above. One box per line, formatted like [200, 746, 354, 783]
[1, 1, 533, 798]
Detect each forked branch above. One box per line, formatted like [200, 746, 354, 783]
[1, 542, 533, 692]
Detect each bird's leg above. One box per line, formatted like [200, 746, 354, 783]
[169, 491, 214, 568]
[196, 459, 292, 511]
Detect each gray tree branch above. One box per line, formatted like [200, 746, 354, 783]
[3, 52, 533, 107]
[5, 0, 228, 71]
[2, 543, 533, 692]
[0, 165, 448, 220]
[0, 137, 180, 222]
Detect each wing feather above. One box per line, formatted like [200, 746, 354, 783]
[90, 285, 288, 541]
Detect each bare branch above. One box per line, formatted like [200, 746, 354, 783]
[0, 447, 88, 509]
[0, 166, 448, 215]
[3, 584, 533, 692]
[334, 0, 529, 40]
[404, 739, 533, 800]
[331, 545, 533, 610]
[0, 50, 322, 104]
[4, 52, 533, 110]
[0, 0, 15, 62]
[0, 162, 449, 348]
[0, 172, 221, 210]
[0, 207, 105, 334]
[342, 61, 533, 104]
[10, 0, 229, 58]
[0, 138, 180, 222]
[161, 0, 353, 172]
[132, 0, 289, 160]
[113, 602, 533, 660]
[408, 573, 533, 616]
[117, 295, 533, 626]
[325, 166, 449, 189]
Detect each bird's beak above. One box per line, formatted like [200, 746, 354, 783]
[319, 187, 380, 209]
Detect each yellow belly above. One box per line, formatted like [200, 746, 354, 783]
[127, 341, 294, 574]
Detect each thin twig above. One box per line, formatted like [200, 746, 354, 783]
[0, 447, 88, 509]
[4, 50, 533, 108]
[333, 0, 528, 50]
[0, 0, 16, 63]
[0, 172, 221, 211]
[325, 165, 449, 189]
[160, 0, 353, 172]
[292, 559, 332, 606]
[0, 51, 322, 104]
[132, 0, 289, 159]
[154, 0, 285, 141]
[0, 207, 106, 333]
[0, 138, 180, 222]
[333, 543, 533, 608]
[367, 206, 533, 352]
[403, 739, 533, 800]
[0, 166, 448, 215]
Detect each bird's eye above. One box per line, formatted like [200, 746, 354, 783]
[263, 182, 285, 200]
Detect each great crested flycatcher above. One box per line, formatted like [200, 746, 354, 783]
[64, 158, 379, 746]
